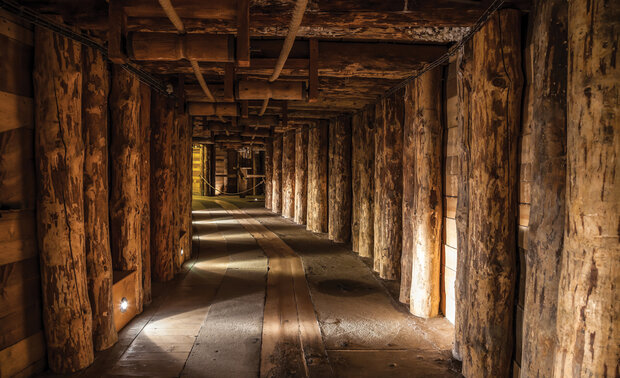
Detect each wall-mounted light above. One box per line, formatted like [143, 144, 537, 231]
[120, 297, 128, 313]
[180, 248, 184, 256]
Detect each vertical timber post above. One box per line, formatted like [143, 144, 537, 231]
[307, 120, 328, 233]
[139, 84, 152, 304]
[265, 137, 273, 209]
[282, 129, 296, 218]
[554, 0, 619, 375]
[401, 83, 416, 304]
[150, 93, 175, 281]
[409, 68, 443, 318]
[82, 45, 117, 351]
[461, 10, 522, 377]
[33, 27, 94, 373]
[520, 0, 567, 375]
[294, 127, 308, 225]
[328, 117, 352, 243]
[272, 134, 283, 214]
[373, 101, 385, 272]
[358, 107, 375, 258]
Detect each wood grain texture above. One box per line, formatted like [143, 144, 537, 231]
[281, 130, 296, 219]
[264, 139, 273, 209]
[179, 110, 193, 264]
[271, 134, 283, 214]
[520, 0, 567, 375]
[373, 101, 385, 273]
[358, 107, 375, 258]
[150, 93, 175, 282]
[82, 45, 117, 351]
[452, 40, 473, 362]
[33, 26, 94, 373]
[375, 92, 403, 280]
[408, 68, 443, 318]
[328, 117, 352, 243]
[139, 84, 152, 304]
[461, 10, 522, 377]
[306, 121, 328, 233]
[401, 81, 415, 304]
[0, 127, 36, 210]
[351, 113, 362, 252]
[554, 0, 619, 375]
[294, 128, 308, 225]
[109, 65, 143, 313]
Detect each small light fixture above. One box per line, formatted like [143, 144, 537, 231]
[120, 297, 128, 313]
[180, 248, 184, 256]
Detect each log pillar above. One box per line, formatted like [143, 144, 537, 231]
[171, 112, 181, 271]
[178, 110, 192, 263]
[150, 93, 175, 282]
[282, 129, 296, 218]
[408, 68, 443, 318]
[294, 127, 308, 224]
[358, 107, 375, 258]
[352, 113, 362, 252]
[461, 10, 522, 377]
[271, 134, 283, 213]
[401, 85, 415, 304]
[138, 84, 152, 304]
[307, 121, 328, 233]
[33, 27, 94, 372]
[265, 139, 273, 209]
[328, 117, 352, 243]
[554, 0, 619, 375]
[373, 101, 385, 272]
[520, 0, 567, 375]
[82, 45, 117, 351]
[110, 65, 143, 313]
[374, 93, 403, 280]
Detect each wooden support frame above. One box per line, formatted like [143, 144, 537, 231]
[282, 101, 288, 129]
[308, 39, 318, 102]
[236, 0, 250, 67]
[236, 80, 306, 101]
[188, 102, 239, 117]
[224, 63, 235, 100]
[108, 0, 127, 64]
[241, 100, 249, 118]
[128, 33, 234, 62]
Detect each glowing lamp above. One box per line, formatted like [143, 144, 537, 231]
[180, 248, 184, 256]
[120, 297, 128, 313]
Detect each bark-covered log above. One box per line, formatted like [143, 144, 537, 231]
[453, 39, 473, 362]
[171, 111, 181, 271]
[294, 127, 308, 224]
[178, 109, 192, 263]
[110, 65, 143, 313]
[554, 0, 619, 376]
[82, 45, 117, 351]
[33, 27, 94, 373]
[328, 117, 352, 243]
[401, 82, 415, 304]
[281, 130, 296, 218]
[375, 92, 403, 280]
[307, 121, 328, 233]
[150, 93, 175, 282]
[358, 107, 375, 258]
[351, 113, 362, 252]
[138, 84, 152, 304]
[265, 139, 273, 209]
[520, 0, 567, 375]
[271, 134, 283, 213]
[461, 10, 522, 377]
[373, 101, 385, 273]
[408, 68, 443, 318]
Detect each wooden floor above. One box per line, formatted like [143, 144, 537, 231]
[40, 196, 458, 378]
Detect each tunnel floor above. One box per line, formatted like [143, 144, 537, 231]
[42, 196, 458, 378]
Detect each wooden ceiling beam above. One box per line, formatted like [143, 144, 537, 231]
[127, 32, 234, 62]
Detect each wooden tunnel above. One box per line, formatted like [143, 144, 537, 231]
[0, 1, 617, 377]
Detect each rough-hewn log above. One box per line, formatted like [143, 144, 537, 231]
[188, 102, 238, 117]
[109, 65, 143, 313]
[351, 113, 362, 252]
[553, 0, 619, 376]
[358, 107, 375, 258]
[171, 111, 181, 271]
[265, 138, 273, 209]
[453, 39, 473, 362]
[520, 0, 567, 375]
[461, 10, 522, 377]
[294, 128, 308, 224]
[328, 117, 352, 243]
[178, 109, 192, 263]
[373, 101, 385, 273]
[307, 121, 328, 233]
[401, 82, 415, 304]
[408, 68, 443, 318]
[281, 130, 296, 218]
[128, 32, 234, 62]
[237, 80, 306, 101]
[271, 134, 283, 213]
[138, 84, 152, 305]
[375, 92, 403, 280]
[82, 45, 117, 351]
[33, 27, 94, 373]
[150, 93, 175, 282]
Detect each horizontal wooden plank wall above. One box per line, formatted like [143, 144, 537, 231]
[0, 9, 46, 377]
[215, 146, 228, 193]
[441, 62, 457, 324]
[192, 144, 204, 195]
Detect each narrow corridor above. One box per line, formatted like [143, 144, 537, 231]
[43, 197, 458, 378]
